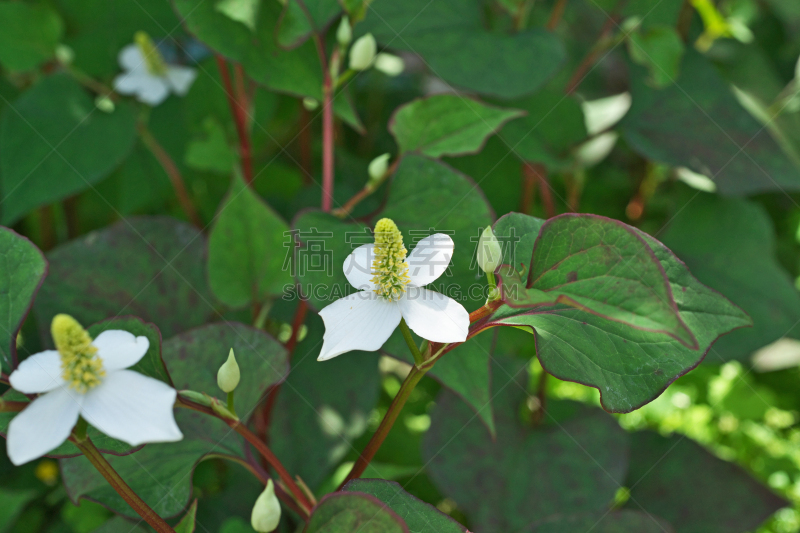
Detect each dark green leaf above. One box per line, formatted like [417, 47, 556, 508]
[343, 479, 467, 533]
[0, 74, 137, 225]
[423, 358, 629, 532]
[34, 217, 213, 340]
[361, 0, 565, 99]
[0, 487, 37, 531]
[534, 511, 674, 533]
[270, 314, 380, 489]
[0, 3, 63, 72]
[87, 317, 169, 384]
[627, 25, 684, 88]
[487, 213, 751, 412]
[625, 432, 787, 533]
[305, 492, 408, 533]
[277, 0, 341, 48]
[208, 174, 293, 308]
[660, 194, 800, 362]
[0, 228, 46, 372]
[390, 95, 524, 157]
[621, 51, 799, 195]
[503, 214, 697, 347]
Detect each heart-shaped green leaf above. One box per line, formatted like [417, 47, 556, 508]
[208, 173, 293, 308]
[343, 479, 468, 533]
[502, 213, 697, 347]
[0, 3, 63, 72]
[485, 213, 751, 412]
[423, 358, 629, 532]
[305, 492, 408, 533]
[0, 227, 46, 372]
[390, 95, 524, 158]
[0, 74, 137, 225]
[625, 432, 787, 533]
[34, 217, 213, 340]
[361, 0, 565, 98]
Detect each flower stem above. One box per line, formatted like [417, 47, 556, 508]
[138, 124, 202, 228]
[321, 74, 334, 212]
[398, 319, 424, 366]
[216, 56, 253, 184]
[226, 391, 236, 416]
[338, 365, 427, 489]
[177, 397, 313, 516]
[72, 436, 175, 533]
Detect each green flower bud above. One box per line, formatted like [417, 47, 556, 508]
[337, 16, 352, 46]
[217, 348, 240, 393]
[374, 53, 404, 76]
[302, 97, 319, 111]
[55, 44, 74, 65]
[349, 33, 376, 71]
[95, 96, 115, 114]
[368, 153, 391, 184]
[251, 480, 281, 532]
[477, 226, 502, 274]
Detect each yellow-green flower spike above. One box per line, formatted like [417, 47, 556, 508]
[51, 314, 104, 393]
[371, 218, 411, 301]
[134, 31, 168, 76]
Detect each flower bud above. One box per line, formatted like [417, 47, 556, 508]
[95, 96, 115, 114]
[251, 480, 281, 532]
[55, 44, 74, 65]
[374, 53, 404, 76]
[302, 97, 319, 111]
[337, 16, 352, 46]
[477, 226, 502, 273]
[217, 348, 240, 393]
[349, 33, 376, 71]
[368, 153, 391, 183]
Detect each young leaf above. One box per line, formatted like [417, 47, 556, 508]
[390, 95, 524, 158]
[423, 358, 628, 532]
[506, 213, 697, 347]
[305, 492, 409, 533]
[34, 217, 213, 339]
[360, 0, 565, 98]
[343, 479, 468, 533]
[174, 499, 197, 533]
[485, 213, 751, 412]
[0, 228, 46, 371]
[625, 432, 787, 533]
[208, 174, 293, 308]
[0, 74, 137, 225]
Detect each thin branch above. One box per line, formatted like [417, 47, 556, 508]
[72, 436, 175, 533]
[546, 0, 569, 30]
[138, 124, 202, 228]
[216, 56, 253, 184]
[564, 16, 618, 95]
[523, 163, 555, 218]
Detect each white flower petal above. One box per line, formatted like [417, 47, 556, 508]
[118, 44, 145, 71]
[398, 287, 469, 343]
[135, 76, 171, 105]
[343, 244, 377, 291]
[9, 351, 64, 394]
[406, 233, 454, 286]
[6, 387, 81, 465]
[318, 292, 401, 361]
[165, 66, 197, 96]
[113, 70, 154, 95]
[93, 330, 150, 372]
[81, 370, 182, 446]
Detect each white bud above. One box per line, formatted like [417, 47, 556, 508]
[477, 226, 502, 274]
[217, 348, 240, 393]
[94, 96, 115, 114]
[349, 33, 376, 71]
[302, 97, 319, 111]
[337, 16, 352, 46]
[251, 480, 281, 532]
[374, 53, 404, 76]
[55, 44, 74, 65]
[368, 153, 391, 183]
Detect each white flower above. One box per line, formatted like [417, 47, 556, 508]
[113, 32, 197, 106]
[318, 218, 469, 361]
[6, 314, 182, 466]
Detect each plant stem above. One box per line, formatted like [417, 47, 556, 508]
[72, 436, 175, 533]
[339, 366, 427, 488]
[564, 16, 618, 94]
[215, 56, 253, 184]
[523, 163, 555, 218]
[0, 400, 26, 412]
[398, 319, 424, 366]
[138, 124, 202, 228]
[226, 391, 236, 416]
[63, 196, 80, 239]
[321, 74, 334, 212]
[332, 160, 399, 218]
[177, 398, 313, 516]
[547, 0, 568, 30]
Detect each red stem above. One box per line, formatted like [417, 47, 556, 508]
[524, 163, 555, 218]
[321, 75, 334, 212]
[216, 56, 253, 184]
[546, 0, 568, 30]
[564, 16, 618, 94]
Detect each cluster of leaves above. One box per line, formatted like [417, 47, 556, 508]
[1, 0, 800, 531]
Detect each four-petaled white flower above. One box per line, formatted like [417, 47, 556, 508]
[318, 218, 469, 361]
[6, 314, 182, 466]
[113, 32, 197, 106]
